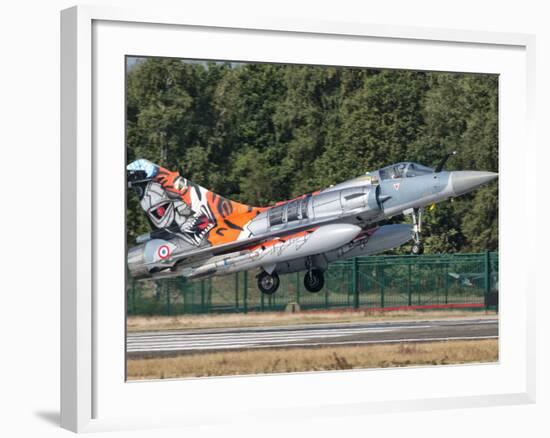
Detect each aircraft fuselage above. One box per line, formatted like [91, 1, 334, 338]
[127, 159, 497, 294]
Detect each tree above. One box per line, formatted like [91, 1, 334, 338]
[126, 59, 499, 253]
[412, 73, 499, 252]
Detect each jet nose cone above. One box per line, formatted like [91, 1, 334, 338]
[451, 171, 498, 196]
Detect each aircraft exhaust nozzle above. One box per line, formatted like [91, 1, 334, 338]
[127, 239, 178, 280]
[127, 243, 150, 279]
[450, 171, 498, 196]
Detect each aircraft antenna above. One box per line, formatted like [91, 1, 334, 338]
[434, 150, 457, 173]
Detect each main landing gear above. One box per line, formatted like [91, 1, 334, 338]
[409, 207, 424, 255]
[303, 269, 325, 293]
[257, 271, 280, 295]
[257, 267, 326, 295]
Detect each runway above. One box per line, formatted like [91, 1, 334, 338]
[126, 317, 498, 358]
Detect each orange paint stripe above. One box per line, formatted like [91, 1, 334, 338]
[244, 228, 318, 252]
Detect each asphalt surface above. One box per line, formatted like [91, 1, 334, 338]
[126, 317, 498, 358]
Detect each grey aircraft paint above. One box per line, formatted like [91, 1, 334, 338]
[127, 158, 497, 294]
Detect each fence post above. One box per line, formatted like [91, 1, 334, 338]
[131, 279, 136, 315]
[407, 260, 412, 306]
[484, 251, 491, 310]
[353, 258, 359, 309]
[207, 278, 212, 313]
[261, 285, 265, 311]
[444, 262, 449, 304]
[235, 272, 239, 311]
[200, 280, 205, 313]
[365, 264, 370, 301]
[380, 264, 385, 308]
[182, 277, 188, 313]
[243, 271, 248, 314]
[166, 281, 171, 316]
[296, 272, 300, 304]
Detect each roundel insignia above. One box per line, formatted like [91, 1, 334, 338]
[157, 244, 171, 259]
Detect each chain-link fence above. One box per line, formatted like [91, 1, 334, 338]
[126, 252, 498, 315]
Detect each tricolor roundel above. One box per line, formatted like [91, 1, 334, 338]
[157, 244, 171, 259]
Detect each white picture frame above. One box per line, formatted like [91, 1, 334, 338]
[60, 5, 536, 433]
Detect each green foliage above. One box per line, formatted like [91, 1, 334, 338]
[126, 58, 498, 252]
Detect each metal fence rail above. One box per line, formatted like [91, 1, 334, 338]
[126, 252, 498, 315]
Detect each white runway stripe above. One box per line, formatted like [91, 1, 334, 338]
[126, 319, 498, 354]
[244, 335, 500, 348]
[128, 335, 499, 352]
[127, 329, 392, 342]
[126, 329, 397, 346]
[440, 320, 497, 326]
[127, 325, 435, 352]
[221, 335, 500, 350]
[126, 326, 419, 344]
[127, 332, 392, 350]
[128, 325, 433, 340]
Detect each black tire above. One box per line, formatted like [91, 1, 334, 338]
[411, 242, 424, 255]
[257, 271, 280, 295]
[304, 269, 325, 293]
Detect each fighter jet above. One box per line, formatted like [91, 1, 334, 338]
[127, 153, 497, 294]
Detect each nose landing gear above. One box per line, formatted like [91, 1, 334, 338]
[408, 207, 424, 255]
[411, 241, 424, 255]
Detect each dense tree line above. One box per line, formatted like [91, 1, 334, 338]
[126, 58, 498, 253]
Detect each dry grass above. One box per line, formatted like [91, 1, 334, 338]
[127, 309, 496, 332]
[127, 339, 498, 380]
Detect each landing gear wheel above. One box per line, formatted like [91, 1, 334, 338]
[411, 242, 424, 255]
[304, 269, 325, 293]
[257, 271, 280, 295]
[409, 207, 424, 255]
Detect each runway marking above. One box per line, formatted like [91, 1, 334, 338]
[239, 335, 500, 350]
[438, 320, 497, 326]
[126, 326, 423, 343]
[128, 336, 499, 353]
[126, 318, 498, 354]
[127, 328, 409, 351]
[128, 318, 498, 338]
[128, 323, 443, 339]
[127, 327, 396, 340]
[128, 335, 391, 349]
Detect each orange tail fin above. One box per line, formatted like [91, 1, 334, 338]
[127, 159, 264, 246]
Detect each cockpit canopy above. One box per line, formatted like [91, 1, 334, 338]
[375, 162, 434, 180]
